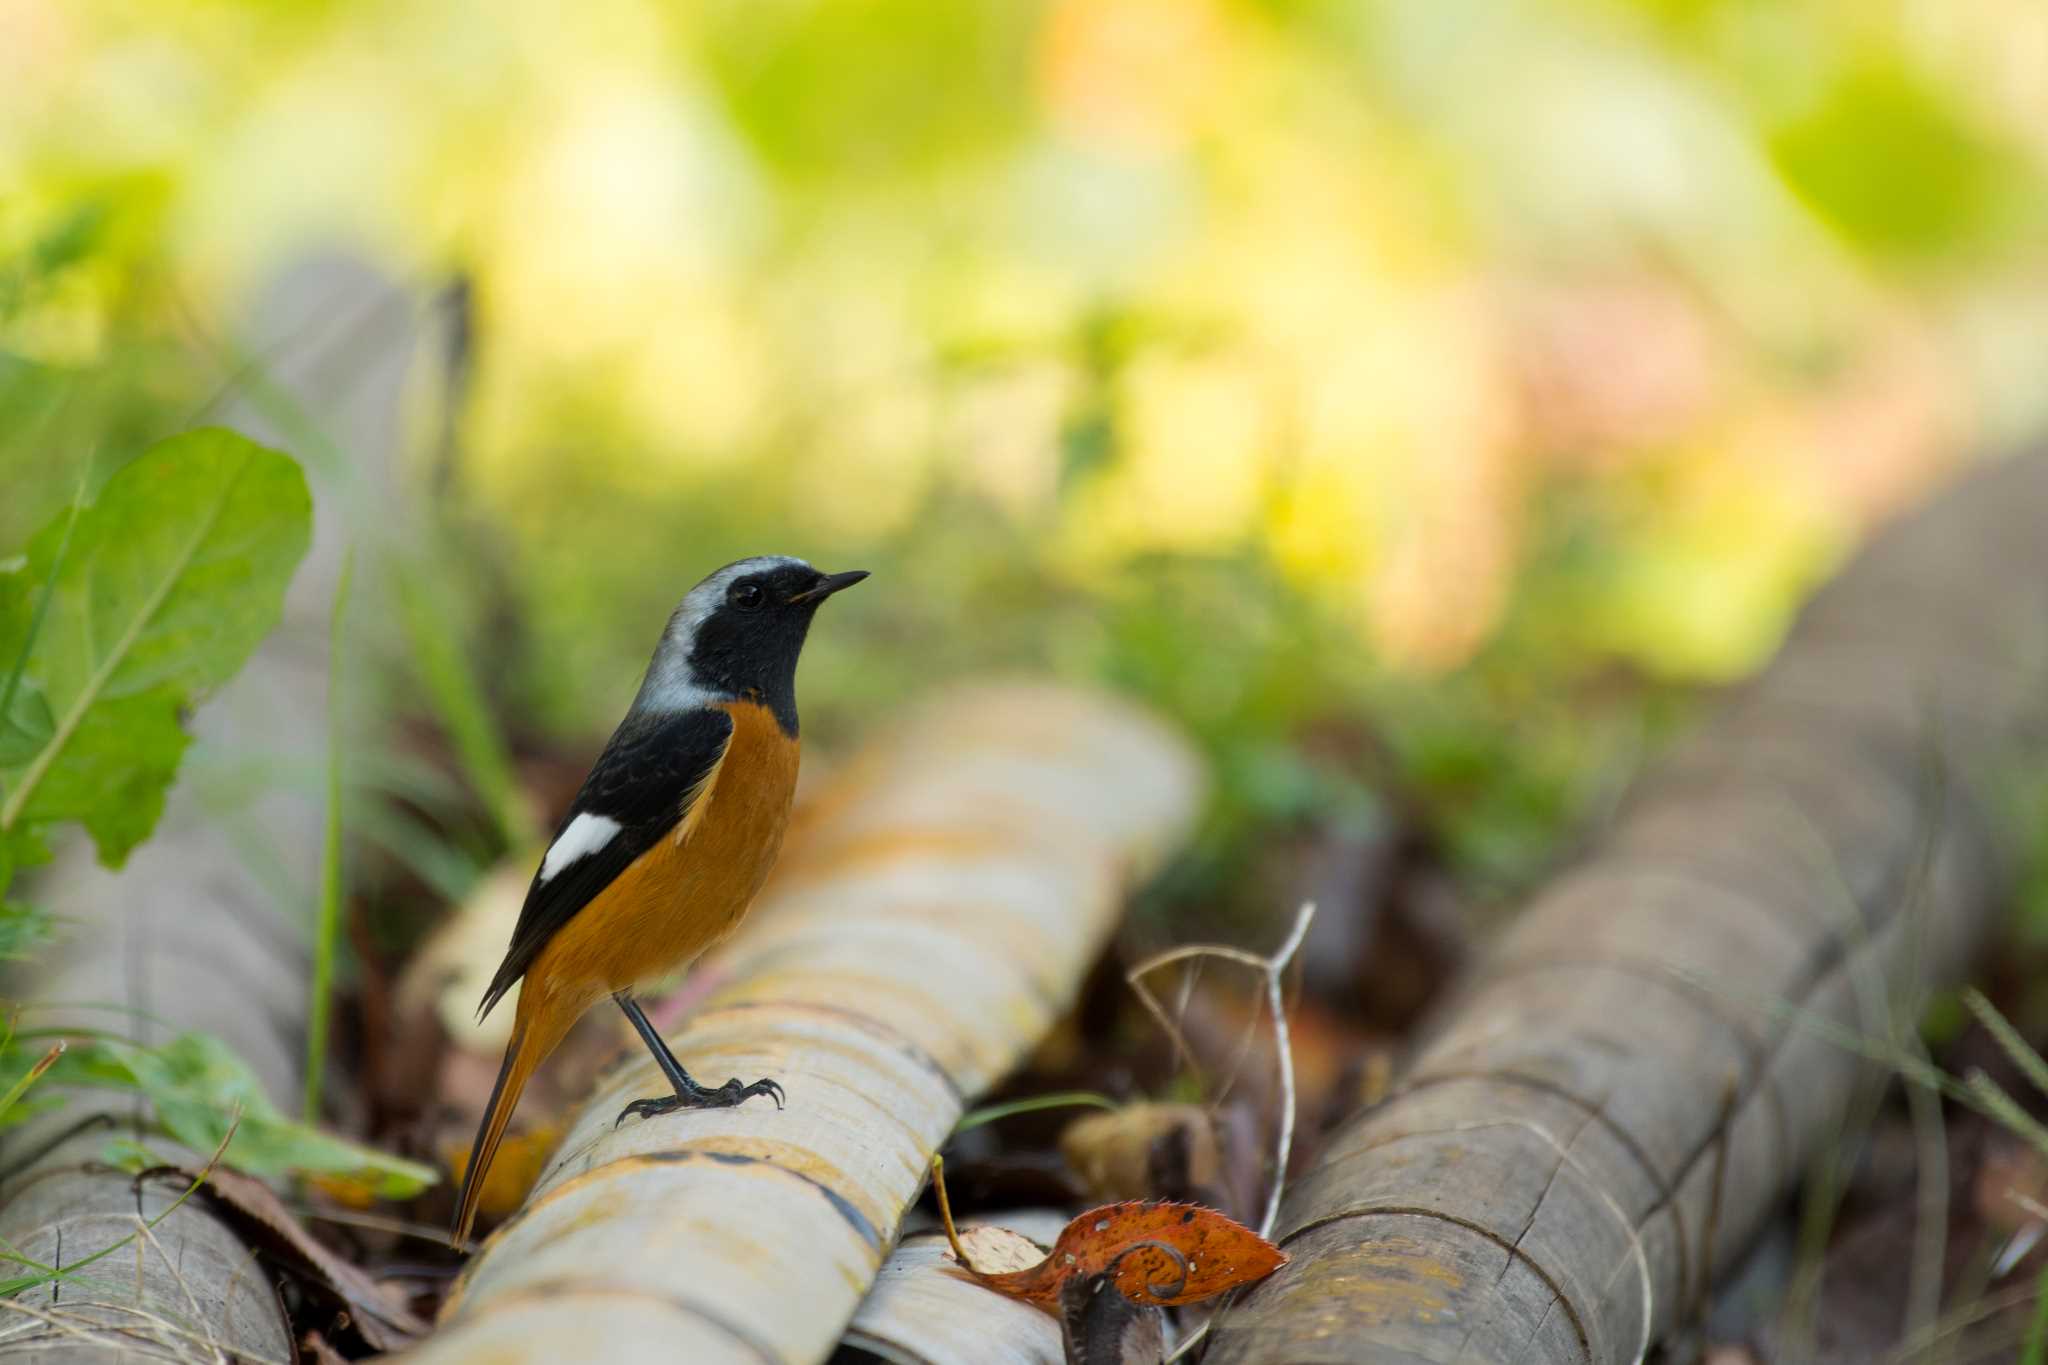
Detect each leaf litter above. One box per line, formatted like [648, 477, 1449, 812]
[930, 1154, 1286, 1315]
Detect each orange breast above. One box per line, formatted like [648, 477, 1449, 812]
[522, 700, 800, 1012]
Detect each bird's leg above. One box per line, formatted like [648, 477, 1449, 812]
[612, 993, 785, 1126]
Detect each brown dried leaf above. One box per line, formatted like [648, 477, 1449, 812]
[959, 1201, 1285, 1312]
[145, 1165, 427, 1351]
[956, 1223, 1047, 1274]
[1060, 1103, 1223, 1205]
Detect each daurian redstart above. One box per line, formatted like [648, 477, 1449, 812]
[451, 556, 867, 1245]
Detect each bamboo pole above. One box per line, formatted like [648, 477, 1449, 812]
[414, 683, 1204, 1364]
[1204, 452, 2048, 1364]
[841, 1211, 1069, 1365]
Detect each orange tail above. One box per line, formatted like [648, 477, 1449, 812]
[451, 1020, 537, 1247]
[451, 991, 574, 1247]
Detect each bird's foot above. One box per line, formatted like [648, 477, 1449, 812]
[615, 1076, 785, 1127]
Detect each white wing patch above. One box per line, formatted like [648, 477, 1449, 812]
[538, 812, 623, 883]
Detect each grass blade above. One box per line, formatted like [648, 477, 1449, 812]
[0, 1110, 240, 1295]
[0, 1040, 63, 1124]
[303, 544, 353, 1122]
[2022, 1266, 2048, 1365]
[1964, 988, 2048, 1103]
[954, 1091, 1120, 1134]
[395, 562, 536, 847]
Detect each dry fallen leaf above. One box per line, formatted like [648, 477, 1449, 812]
[1060, 1102, 1227, 1207]
[143, 1165, 427, 1351]
[446, 1121, 563, 1223]
[931, 1157, 1284, 1317]
[305, 1170, 382, 1211]
[955, 1222, 1048, 1274]
[969, 1201, 1285, 1310]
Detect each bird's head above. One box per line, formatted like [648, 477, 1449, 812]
[634, 556, 868, 733]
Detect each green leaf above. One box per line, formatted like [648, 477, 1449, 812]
[0, 901, 50, 959]
[954, 1091, 1120, 1134]
[128, 1034, 437, 1198]
[17, 688, 189, 861]
[99, 1137, 161, 1174]
[1768, 63, 2031, 258]
[22, 1033, 436, 1196]
[0, 825, 50, 903]
[0, 679, 52, 765]
[0, 428, 312, 864]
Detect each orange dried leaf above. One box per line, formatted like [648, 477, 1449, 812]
[446, 1122, 561, 1220]
[955, 1223, 1046, 1274]
[956, 1201, 1285, 1312]
[304, 1171, 381, 1211]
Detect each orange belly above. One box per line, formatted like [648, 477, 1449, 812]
[521, 700, 798, 1015]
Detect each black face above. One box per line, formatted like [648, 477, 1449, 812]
[686, 563, 867, 735]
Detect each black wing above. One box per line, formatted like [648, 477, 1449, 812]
[478, 706, 734, 1019]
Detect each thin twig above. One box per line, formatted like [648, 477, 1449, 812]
[285, 1203, 468, 1245]
[928, 1154, 978, 1273]
[0, 1294, 290, 1365]
[131, 1215, 224, 1365]
[1129, 903, 1313, 1240]
[1141, 903, 1315, 1365]
[1257, 903, 1314, 1239]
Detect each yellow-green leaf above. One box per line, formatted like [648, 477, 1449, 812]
[0, 428, 312, 864]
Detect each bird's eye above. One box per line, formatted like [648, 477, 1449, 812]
[729, 581, 766, 611]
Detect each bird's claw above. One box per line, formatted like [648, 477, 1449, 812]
[738, 1076, 787, 1109]
[613, 1075, 786, 1127]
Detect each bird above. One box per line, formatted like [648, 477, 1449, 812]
[450, 555, 868, 1246]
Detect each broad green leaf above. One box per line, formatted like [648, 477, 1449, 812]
[0, 678, 53, 764]
[0, 428, 311, 865]
[0, 553, 35, 766]
[125, 1034, 438, 1198]
[18, 1034, 436, 1196]
[19, 688, 189, 861]
[0, 825, 50, 902]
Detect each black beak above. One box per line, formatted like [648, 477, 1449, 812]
[790, 569, 870, 604]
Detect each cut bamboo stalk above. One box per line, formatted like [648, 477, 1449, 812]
[1204, 452, 2048, 1364]
[841, 1211, 1069, 1365]
[415, 683, 1203, 1364]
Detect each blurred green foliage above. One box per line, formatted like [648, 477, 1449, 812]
[1769, 61, 2034, 259]
[0, 1031, 434, 1195]
[2, 0, 2047, 922]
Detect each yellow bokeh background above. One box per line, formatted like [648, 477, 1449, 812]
[6, 0, 2047, 886]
